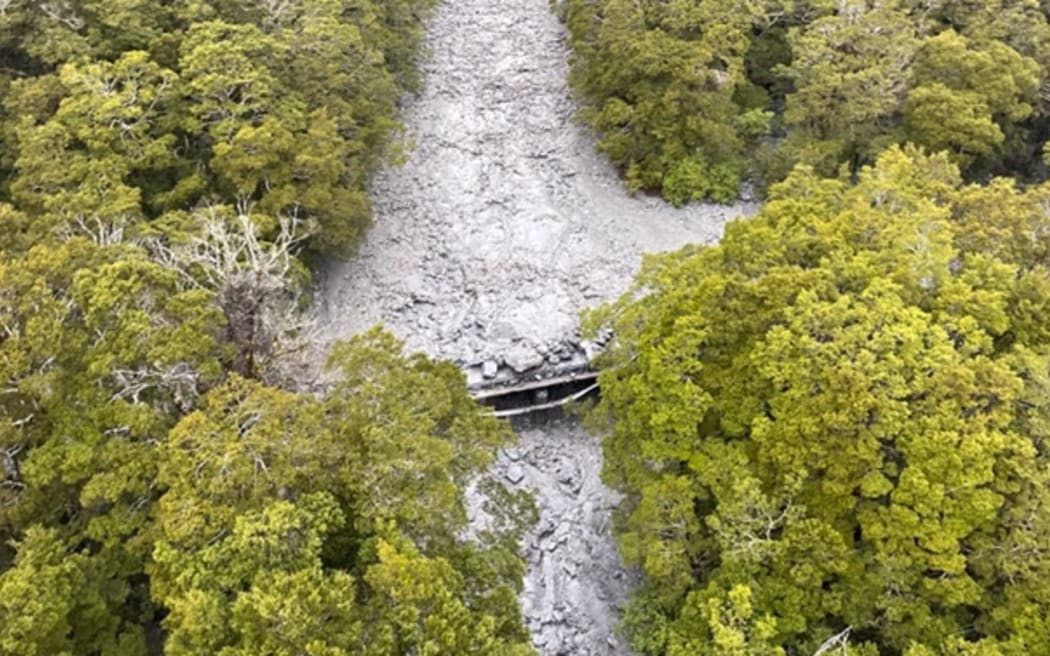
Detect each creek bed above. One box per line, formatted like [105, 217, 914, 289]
[317, 0, 756, 652]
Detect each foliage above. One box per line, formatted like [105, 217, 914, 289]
[559, 0, 759, 201]
[150, 333, 532, 654]
[586, 147, 1050, 654]
[559, 0, 1050, 200]
[0, 307, 532, 652]
[0, 0, 438, 255]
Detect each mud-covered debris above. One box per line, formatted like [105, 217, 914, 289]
[314, 0, 757, 652]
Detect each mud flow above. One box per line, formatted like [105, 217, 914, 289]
[317, 0, 756, 652]
[493, 413, 635, 655]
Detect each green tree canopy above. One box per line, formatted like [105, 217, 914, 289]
[0, 0, 436, 255]
[587, 146, 1050, 654]
[0, 4, 541, 653]
[149, 332, 533, 655]
[559, 0, 1050, 199]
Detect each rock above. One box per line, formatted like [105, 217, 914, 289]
[556, 464, 581, 494]
[504, 344, 545, 373]
[504, 463, 525, 484]
[580, 339, 599, 360]
[489, 321, 518, 341]
[503, 446, 523, 461]
[482, 360, 498, 378]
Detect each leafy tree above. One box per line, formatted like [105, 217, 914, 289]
[778, 0, 919, 177]
[0, 524, 150, 655]
[153, 492, 362, 655]
[587, 146, 1050, 654]
[9, 50, 181, 240]
[560, 0, 764, 202]
[667, 584, 785, 656]
[559, 0, 1050, 194]
[150, 332, 533, 654]
[0, 237, 224, 536]
[0, 0, 437, 255]
[0, 526, 86, 656]
[0, 3, 530, 654]
[903, 30, 1039, 170]
[0, 231, 229, 654]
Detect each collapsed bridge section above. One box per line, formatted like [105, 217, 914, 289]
[470, 368, 600, 418]
[466, 333, 609, 418]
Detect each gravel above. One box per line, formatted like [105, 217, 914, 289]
[314, 0, 757, 653]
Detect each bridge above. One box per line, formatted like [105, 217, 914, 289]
[466, 335, 608, 418]
[470, 367, 599, 418]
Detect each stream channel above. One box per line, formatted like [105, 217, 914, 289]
[318, 0, 757, 653]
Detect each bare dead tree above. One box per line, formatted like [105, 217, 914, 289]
[0, 444, 23, 500]
[108, 363, 202, 412]
[151, 207, 317, 385]
[38, 0, 84, 30]
[258, 0, 298, 25]
[58, 214, 131, 246]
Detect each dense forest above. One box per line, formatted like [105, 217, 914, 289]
[588, 146, 1050, 655]
[563, 2, 1050, 651]
[558, 0, 1050, 204]
[0, 2, 536, 654]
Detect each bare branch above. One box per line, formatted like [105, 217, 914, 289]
[813, 627, 851, 656]
[108, 362, 201, 410]
[38, 0, 84, 29]
[149, 207, 315, 383]
[59, 214, 131, 246]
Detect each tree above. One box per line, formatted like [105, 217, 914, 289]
[560, 0, 764, 202]
[150, 332, 534, 654]
[559, 0, 1050, 192]
[0, 235, 227, 654]
[150, 207, 314, 382]
[0, 236, 224, 536]
[668, 584, 786, 656]
[0, 2, 506, 653]
[0, 526, 147, 656]
[778, 0, 919, 177]
[586, 146, 1050, 654]
[0, 526, 84, 656]
[153, 493, 362, 655]
[9, 50, 181, 240]
[903, 30, 1039, 169]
